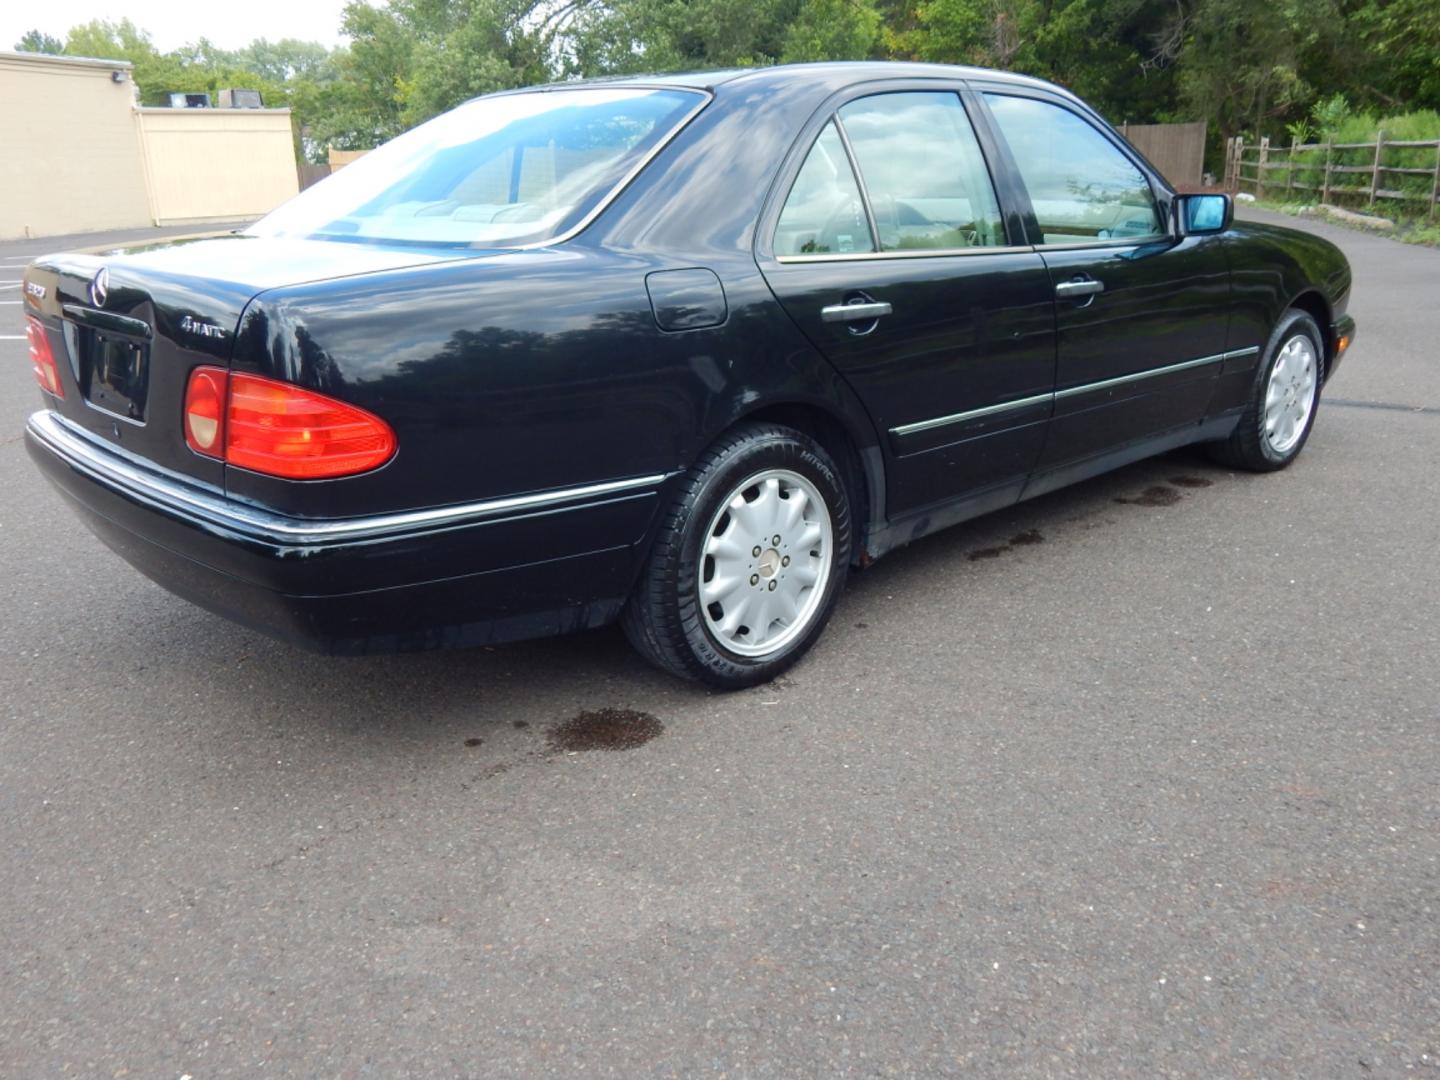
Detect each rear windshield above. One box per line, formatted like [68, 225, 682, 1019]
[248, 87, 704, 248]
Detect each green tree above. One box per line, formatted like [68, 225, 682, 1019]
[15, 29, 65, 54]
[886, 0, 1185, 124]
[1346, 0, 1440, 112]
[62, 19, 179, 103]
[63, 18, 158, 62]
[782, 0, 883, 62]
[1176, 0, 1340, 140]
[565, 0, 881, 74]
[235, 38, 340, 84]
[27, 0, 1440, 172]
[401, 0, 552, 122]
[327, 1, 420, 142]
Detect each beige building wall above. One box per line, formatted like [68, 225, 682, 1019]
[0, 52, 152, 239]
[0, 50, 302, 239]
[136, 108, 300, 225]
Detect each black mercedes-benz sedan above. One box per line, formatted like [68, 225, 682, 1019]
[23, 62, 1355, 687]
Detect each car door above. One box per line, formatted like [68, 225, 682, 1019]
[974, 88, 1232, 472]
[755, 85, 1057, 517]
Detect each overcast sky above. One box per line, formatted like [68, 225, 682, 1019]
[2, 0, 360, 53]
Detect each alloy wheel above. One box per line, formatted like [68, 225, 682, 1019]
[1264, 333, 1318, 455]
[698, 468, 833, 658]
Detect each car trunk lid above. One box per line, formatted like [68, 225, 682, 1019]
[22, 235, 472, 489]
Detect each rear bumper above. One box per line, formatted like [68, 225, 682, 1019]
[26, 410, 667, 653]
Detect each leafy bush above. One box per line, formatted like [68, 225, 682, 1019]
[1310, 94, 1352, 137]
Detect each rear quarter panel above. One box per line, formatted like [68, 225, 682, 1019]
[227, 246, 878, 523]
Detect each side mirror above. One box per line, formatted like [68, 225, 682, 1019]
[1175, 193, 1232, 235]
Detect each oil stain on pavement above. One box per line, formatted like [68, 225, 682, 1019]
[968, 529, 1046, 561]
[1169, 475, 1215, 488]
[1116, 485, 1184, 507]
[548, 708, 664, 752]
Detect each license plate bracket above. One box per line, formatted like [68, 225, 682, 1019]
[81, 329, 150, 422]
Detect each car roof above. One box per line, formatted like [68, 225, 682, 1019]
[536, 60, 1065, 97]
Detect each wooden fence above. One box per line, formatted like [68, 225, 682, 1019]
[297, 149, 375, 191]
[1120, 120, 1207, 188]
[1224, 133, 1440, 217]
[297, 162, 331, 190]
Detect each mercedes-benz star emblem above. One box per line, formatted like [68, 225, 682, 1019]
[89, 267, 110, 307]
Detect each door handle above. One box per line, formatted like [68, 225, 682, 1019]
[1055, 278, 1104, 299]
[821, 300, 893, 323]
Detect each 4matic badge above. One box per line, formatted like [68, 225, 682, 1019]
[179, 315, 228, 341]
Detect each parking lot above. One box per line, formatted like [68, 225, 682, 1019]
[1, 211, 1436, 1075]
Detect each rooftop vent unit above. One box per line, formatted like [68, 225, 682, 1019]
[169, 92, 211, 109]
[218, 88, 264, 109]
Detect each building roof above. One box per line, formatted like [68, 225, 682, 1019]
[0, 50, 134, 72]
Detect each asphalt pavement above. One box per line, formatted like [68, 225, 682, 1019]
[1, 211, 1436, 1076]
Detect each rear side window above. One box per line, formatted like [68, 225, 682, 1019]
[775, 122, 876, 257]
[984, 94, 1162, 244]
[838, 92, 1005, 250]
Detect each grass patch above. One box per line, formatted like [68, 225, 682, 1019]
[1245, 197, 1440, 248]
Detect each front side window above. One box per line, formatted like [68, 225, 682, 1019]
[838, 92, 1005, 250]
[984, 94, 1163, 245]
[248, 88, 703, 248]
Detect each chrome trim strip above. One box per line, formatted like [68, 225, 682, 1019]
[889, 348, 1253, 439]
[513, 90, 712, 251]
[1030, 236, 1167, 252]
[891, 391, 1054, 437]
[776, 244, 1034, 264]
[27, 410, 668, 547]
[1053, 351, 1224, 399]
[831, 115, 883, 254]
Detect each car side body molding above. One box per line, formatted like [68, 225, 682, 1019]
[27, 410, 672, 548]
[891, 347, 1261, 439]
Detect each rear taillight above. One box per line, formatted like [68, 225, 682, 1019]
[26, 316, 64, 398]
[184, 367, 227, 458]
[226, 373, 397, 479]
[183, 367, 396, 480]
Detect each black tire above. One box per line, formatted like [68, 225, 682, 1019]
[622, 422, 852, 688]
[1207, 309, 1325, 472]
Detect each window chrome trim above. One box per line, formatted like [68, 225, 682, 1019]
[889, 347, 1259, 438]
[1029, 235, 1169, 252]
[831, 116, 883, 254]
[776, 244, 1035, 264]
[509, 89, 712, 251]
[27, 410, 670, 547]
